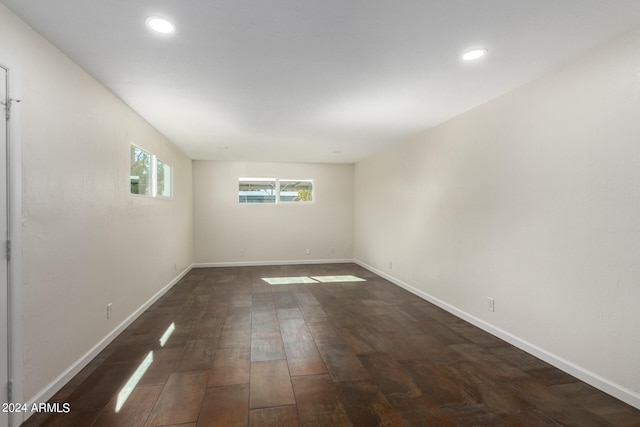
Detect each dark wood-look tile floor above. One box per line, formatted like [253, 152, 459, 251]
[22, 264, 640, 426]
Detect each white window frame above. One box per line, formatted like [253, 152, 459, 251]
[156, 158, 173, 198]
[278, 179, 313, 203]
[238, 177, 277, 204]
[238, 177, 314, 204]
[130, 144, 152, 196]
[130, 144, 173, 198]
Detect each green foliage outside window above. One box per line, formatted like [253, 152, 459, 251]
[130, 145, 151, 195]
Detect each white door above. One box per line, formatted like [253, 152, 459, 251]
[0, 64, 9, 427]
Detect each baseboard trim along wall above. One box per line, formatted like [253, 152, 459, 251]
[193, 258, 354, 268]
[24, 264, 194, 419]
[354, 259, 640, 410]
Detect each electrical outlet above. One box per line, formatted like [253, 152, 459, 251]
[107, 303, 113, 319]
[389, 261, 393, 269]
[487, 297, 495, 312]
[305, 248, 310, 255]
[240, 249, 245, 257]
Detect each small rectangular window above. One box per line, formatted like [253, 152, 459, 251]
[279, 180, 313, 202]
[130, 145, 151, 195]
[157, 160, 173, 198]
[239, 178, 276, 203]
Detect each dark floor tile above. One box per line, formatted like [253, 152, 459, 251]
[92, 384, 163, 427]
[448, 323, 508, 347]
[284, 340, 327, 377]
[307, 321, 346, 347]
[159, 324, 194, 349]
[192, 317, 225, 340]
[145, 371, 209, 426]
[335, 380, 405, 426]
[250, 405, 300, 427]
[489, 345, 551, 371]
[277, 307, 304, 321]
[250, 360, 296, 409]
[399, 359, 477, 407]
[299, 306, 329, 323]
[28, 264, 640, 427]
[209, 346, 250, 387]
[512, 380, 615, 427]
[218, 327, 251, 350]
[317, 344, 370, 383]
[65, 362, 138, 410]
[103, 339, 155, 365]
[500, 410, 564, 426]
[251, 310, 280, 332]
[138, 358, 176, 386]
[439, 361, 532, 414]
[173, 338, 217, 372]
[359, 353, 421, 399]
[291, 375, 352, 427]
[197, 384, 249, 427]
[273, 292, 299, 310]
[551, 382, 640, 426]
[225, 306, 252, 326]
[449, 343, 531, 382]
[440, 403, 506, 426]
[339, 326, 379, 355]
[251, 330, 286, 361]
[280, 318, 327, 376]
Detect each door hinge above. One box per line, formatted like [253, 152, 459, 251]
[5, 240, 10, 261]
[7, 379, 13, 402]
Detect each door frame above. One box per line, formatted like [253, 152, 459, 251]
[1, 62, 8, 427]
[0, 55, 23, 427]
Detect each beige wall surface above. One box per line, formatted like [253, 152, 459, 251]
[1, 5, 193, 404]
[355, 28, 640, 405]
[194, 161, 354, 265]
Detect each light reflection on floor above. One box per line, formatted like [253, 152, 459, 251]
[115, 351, 153, 413]
[115, 321, 176, 412]
[262, 275, 365, 285]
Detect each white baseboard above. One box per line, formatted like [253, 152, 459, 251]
[23, 264, 193, 417]
[193, 258, 355, 268]
[354, 259, 640, 410]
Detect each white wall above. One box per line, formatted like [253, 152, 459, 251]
[355, 28, 640, 407]
[0, 4, 193, 406]
[194, 161, 353, 265]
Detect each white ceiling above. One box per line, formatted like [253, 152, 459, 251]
[4, 1, 640, 163]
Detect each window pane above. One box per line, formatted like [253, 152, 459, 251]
[130, 145, 151, 195]
[157, 160, 172, 197]
[279, 180, 313, 202]
[239, 179, 276, 203]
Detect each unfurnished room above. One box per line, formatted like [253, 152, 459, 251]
[1, 1, 640, 426]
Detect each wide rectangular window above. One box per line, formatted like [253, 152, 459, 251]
[157, 160, 173, 198]
[130, 145, 151, 196]
[239, 178, 276, 203]
[238, 178, 314, 203]
[279, 180, 313, 202]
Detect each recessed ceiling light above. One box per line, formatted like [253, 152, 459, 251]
[146, 16, 175, 34]
[462, 48, 487, 61]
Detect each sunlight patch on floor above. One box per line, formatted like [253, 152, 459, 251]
[312, 275, 366, 283]
[116, 351, 154, 412]
[262, 275, 365, 285]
